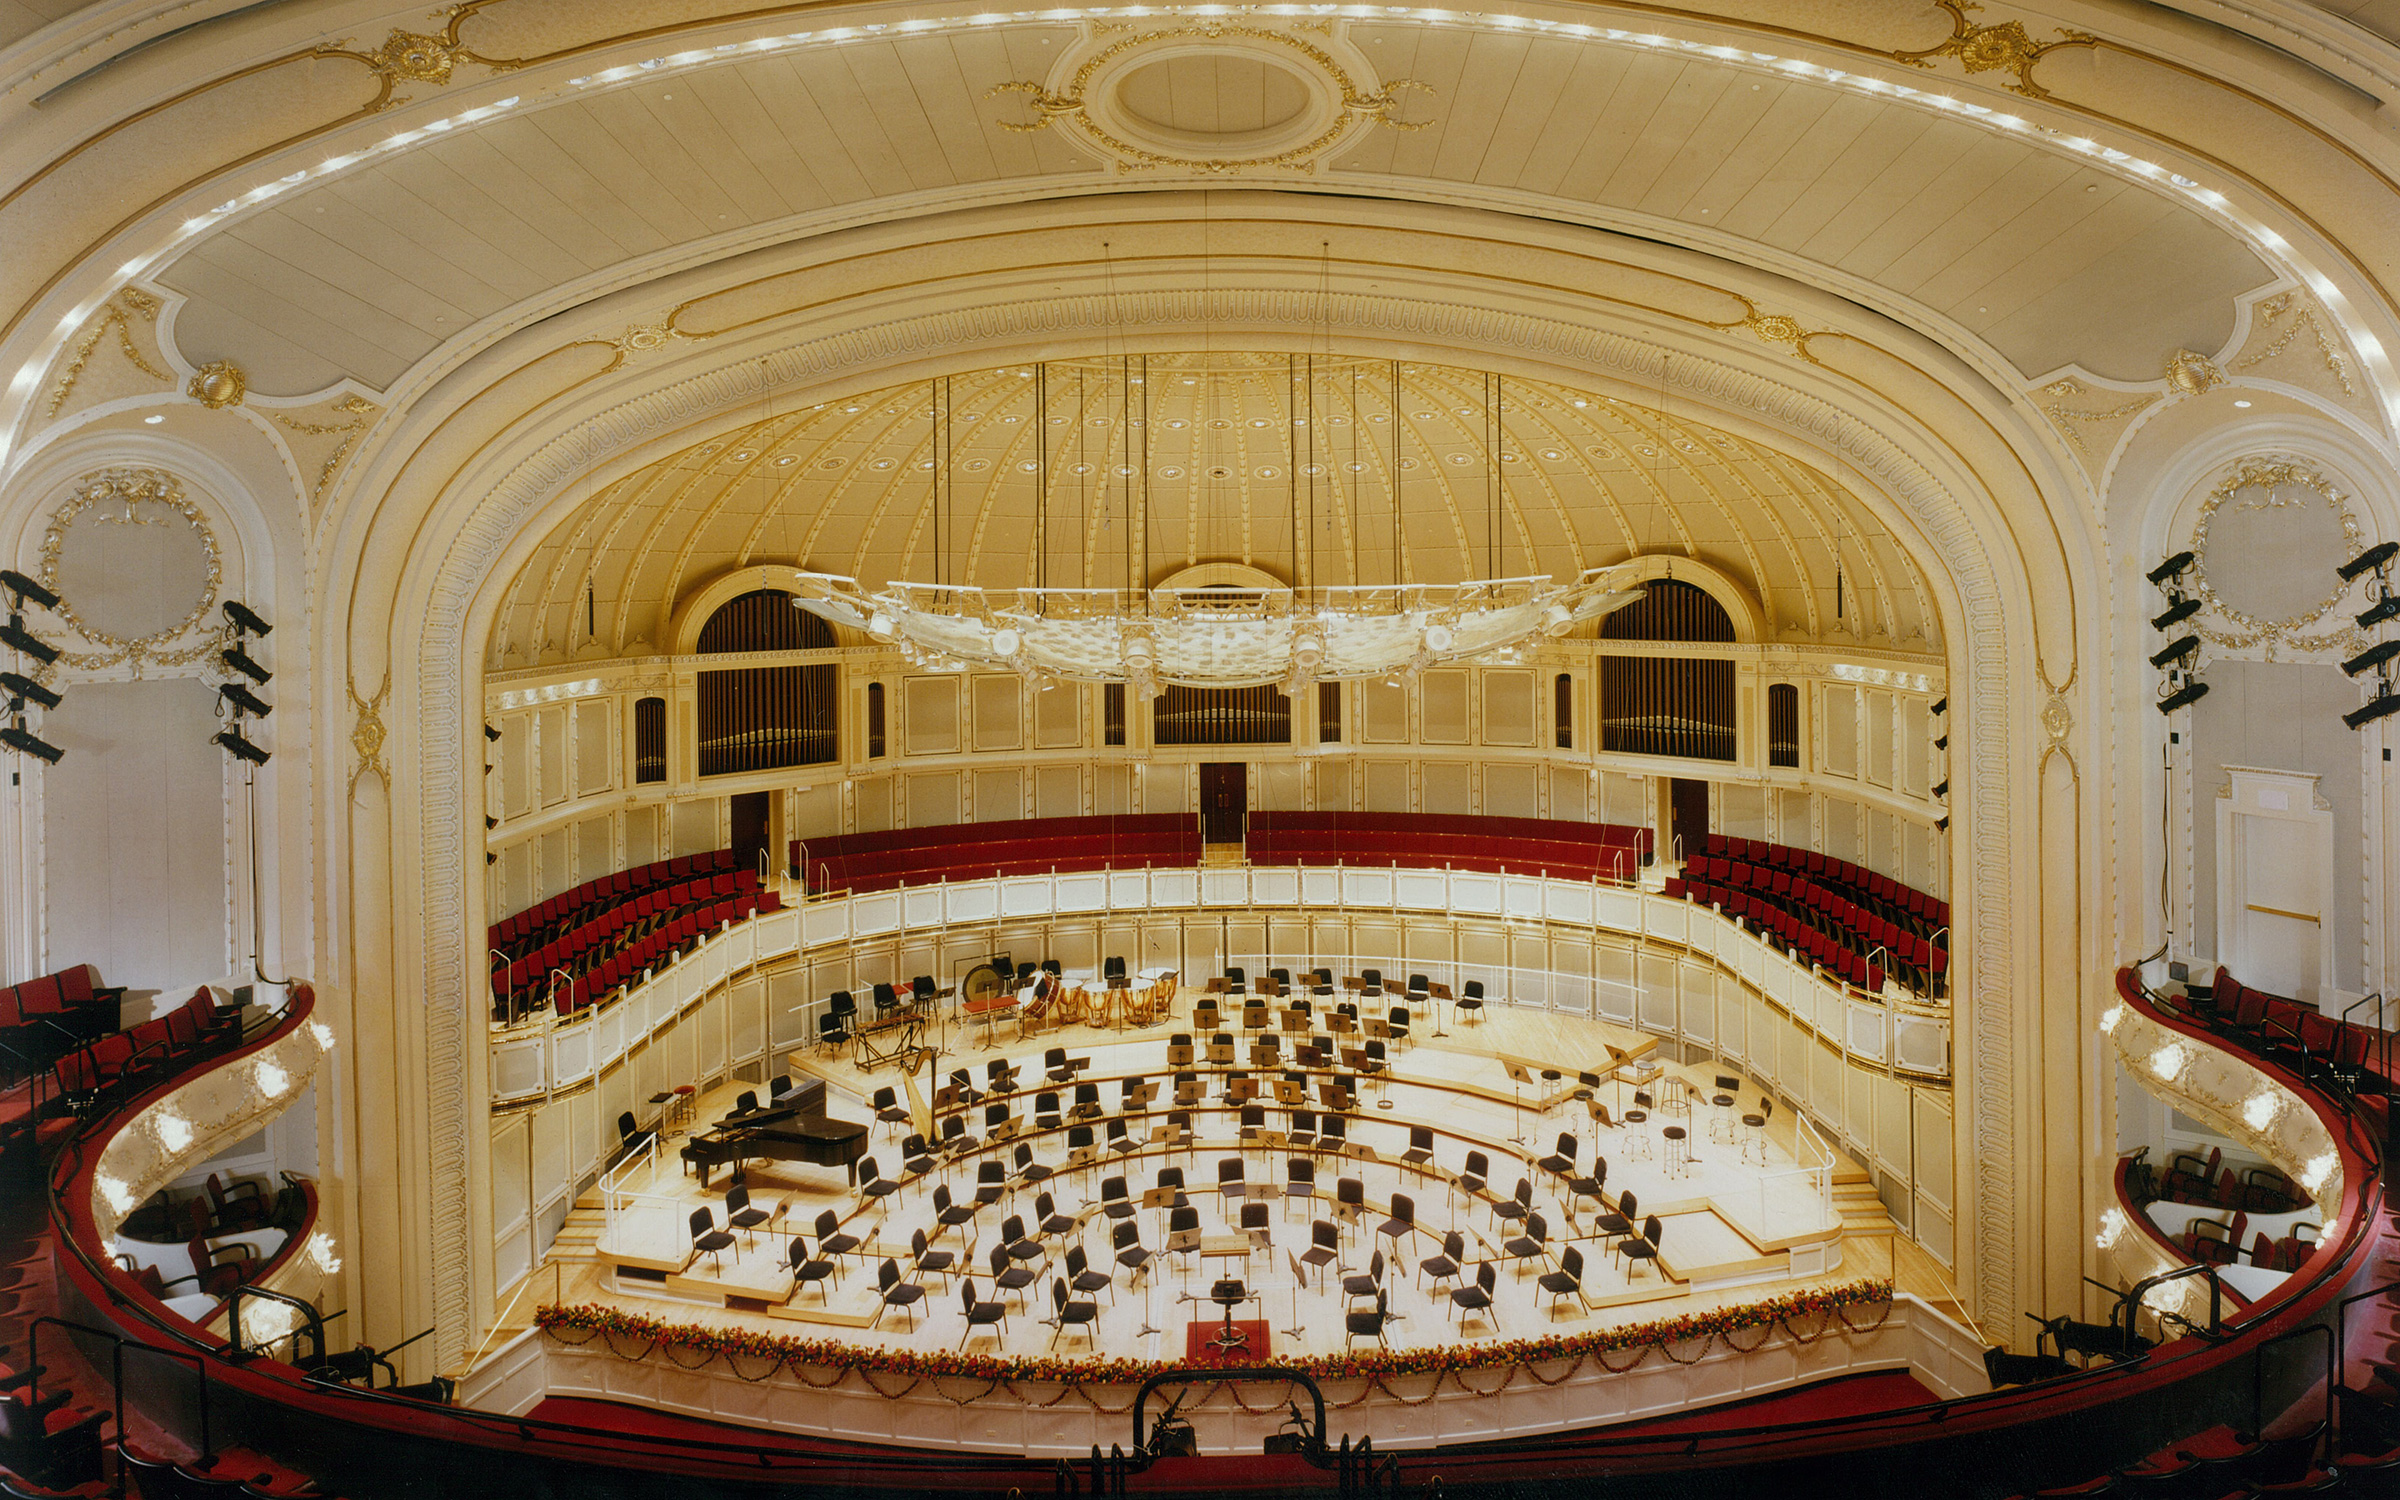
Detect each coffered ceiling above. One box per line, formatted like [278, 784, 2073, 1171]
[486, 353, 1935, 669]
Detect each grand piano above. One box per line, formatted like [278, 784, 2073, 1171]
[679, 1079, 868, 1188]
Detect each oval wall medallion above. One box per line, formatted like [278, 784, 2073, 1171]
[991, 19, 1431, 174]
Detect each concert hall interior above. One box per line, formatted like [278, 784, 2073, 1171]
[3, 1, 2400, 1496]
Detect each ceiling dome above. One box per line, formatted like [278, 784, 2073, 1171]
[489, 352, 1937, 666]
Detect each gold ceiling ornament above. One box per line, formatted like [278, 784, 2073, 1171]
[186, 360, 247, 409]
[46, 288, 166, 419]
[1706, 305, 1827, 364]
[2036, 377, 2155, 454]
[2041, 691, 2072, 744]
[314, 13, 527, 112]
[605, 320, 703, 364]
[348, 671, 390, 799]
[1890, 0, 2098, 100]
[2188, 456, 2365, 658]
[35, 470, 226, 674]
[2162, 349, 2225, 398]
[2234, 292, 2356, 396]
[273, 395, 380, 503]
[990, 21, 1430, 176]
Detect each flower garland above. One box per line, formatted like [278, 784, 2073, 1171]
[534, 1277, 1892, 1393]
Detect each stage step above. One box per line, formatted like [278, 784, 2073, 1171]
[1200, 843, 1246, 867]
[550, 1203, 608, 1263]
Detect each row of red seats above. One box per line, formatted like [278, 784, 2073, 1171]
[5, 989, 244, 1161]
[1247, 812, 1653, 881]
[2155, 1142, 2305, 1215]
[1696, 833, 1947, 929]
[1683, 855, 1949, 975]
[796, 816, 1200, 895]
[1668, 876, 1887, 992]
[488, 848, 739, 956]
[495, 870, 762, 996]
[2211, 966, 2380, 1080]
[1250, 811, 1653, 851]
[2174, 1208, 2315, 1273]
[545, 889, 784, 1014]
[0, 967, 123, 1065]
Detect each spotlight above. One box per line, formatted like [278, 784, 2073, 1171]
[0, 571, 57, 610]
[2151, 598, 2201, 631]
[1934, 816, 1949, 832]
[2338, 541, 2400, 582]
[222, 600, 272, 637]
[2347, 690, 2400, 730]
[2146, 552, 2197, 587]
[1930, 697, 1947, 716]
[218, 682, 272, 718]
[1933, 735, 1949, 751]
[2150, 635, 2201, 670]
[220, 645, 270, 685]
[2158, 681, 2211, 714]
[213, 728, 270, 765]
[1932, 779, 1949, 799]
[0, 673, 58, 710]
[483, 724, 501, 743]
[484, 815, 498, 830]
[0, 620, 58, 666]
[0, 727, 60, 764]
[2344, 640, 2400, 678]
[2360, 595, 2400, 629]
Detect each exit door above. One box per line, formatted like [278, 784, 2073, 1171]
[1200, 763, 1247, 845]
[1668, 778, 1710, 862]
[730, 791, 771, 877]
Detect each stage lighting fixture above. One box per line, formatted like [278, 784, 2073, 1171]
[2360, 595, 2400, 629]
[483, 724, 501, 743]
[0, 727, 60, 764]
[1930, 698, 1946, 716]
[218, 682, 272, 718]
[2338, 541, 2400, 582]
[0, 673, 58, 710]
[1934, 735, 1948, 751]
[220, 645, 270, 685]
[222, 600, 272, 637]
[213, 728, 269, 765]
[2158, 681, 2211, 714]
[2151, 597, 2201, 631]
[0, 620, 58, 666]
[0, 571, 57, 610]
[2346, 690, 2400, 730]
[2344, 640, 2400, 678]
[1932, 779, 1949, 799]
[2146, 551, 2197, 586]
[484, 815, 498, 830]
[1934, 816, 1949, 832]
[2150, 635, 2201, 670]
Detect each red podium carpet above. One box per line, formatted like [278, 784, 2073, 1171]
[1183, 1320, 1272, 1367]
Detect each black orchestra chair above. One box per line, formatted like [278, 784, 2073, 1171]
[1502, 1211, 1549, 1277]
[1071, 1081, 1103, 1120]
[1492, 1176, 1533, 1233]
[1218, 1156, 1248, 1210]
[818, 1009, 852, 1055]
[1104, 956, 1128, 988]
[1035, 1190, 1075, 1241]
[872, 1086, 911, 1135]
[1334, 1176, 1366, 1237]
[989, 1241, 1036, 1312]
[934, 1184, 978, 1243]
[1594, 1188, 1637, 1243]
[789, 1234, 839, 1302]
[1346, 1289, 1392, 1348]
[910, 1227, 955, 1284]
[1113, 1219, 1153, 1285]
[1240, 1200, 1274, 1254]
[1045, 1047, 1076, 1084]
[901, 1133, 938, 1184]
[872, 982, 901, 1017]
[1299, 1220, 1340, 1287]
[1619, 1215, 1666, 1281]
[1418, 1229, 1465, 1295]
[912, 975, 937, 1006]
[857, 1158, 903, 1212]
[687, 1207, 735, 1275]
[1011, 1142, 1053, 1192]
[1537, 1132, 1579, 1180]
[724, 1183, 770, 1246]
[1164, 1204, 1204, 1276]
[1447, 1262, 1499, 1338]
[1287, 1108, 1318, 1152]
[1377, 1193, 1416, 1251]
[972, 1159, 1007, 1211]
[1456, 1150, 1490, 1211]
[1539, 1245, 1585, 1319]
[1342, 1248, 1386, 1303]
[1285, 1158, 1317, 1220]
[1099, 1175, 1135, 1224]
[1049, 1276, 1100, 1350]
[872, 1258, 926, 1331]
[1000, 1213, 1045, 1270]
[1456, 980, 1486, 1026]
[958, 1277, 1009, 1347]
[1402, 1126, 1435, 1168]
[1034, 1092, 1063, 1131]
[815, 1207, 862, 1262]
[1066, 1242, 1114, 1303]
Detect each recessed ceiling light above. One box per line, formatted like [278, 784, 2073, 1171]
[844, 405, 861, 412]
[2233, 399, 2252, 408]
[731, 450, 754, 460]
[776, 455, 798, 465]
[143, 414, 163, 424]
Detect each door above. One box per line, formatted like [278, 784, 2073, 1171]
[1668, 778, 1709, 861]
[1200, 762, 1247, 845]
[729, 790, 771, 876]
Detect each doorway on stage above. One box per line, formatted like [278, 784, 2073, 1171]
[731, 790, 772, 877]
[1200, 762, 1248, 847]
[1669, 777, 1709, 863]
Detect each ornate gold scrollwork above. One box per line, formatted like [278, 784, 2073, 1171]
[1889, 0, 2098, 100]
[36, 471, 226, 674]
[47, 289, 166, 418]
[2188, 456, 2365, 657]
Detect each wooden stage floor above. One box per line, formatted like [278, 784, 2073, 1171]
[523, 988, 1950, 1368]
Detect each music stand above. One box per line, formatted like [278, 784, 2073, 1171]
[1503, 1061, 1537, 1146]
[1281, 1248, 1310, 1339]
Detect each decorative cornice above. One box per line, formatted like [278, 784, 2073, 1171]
[407, 282, 2022, 1355]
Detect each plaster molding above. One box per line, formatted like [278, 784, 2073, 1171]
[405, 281, 2026, 1355]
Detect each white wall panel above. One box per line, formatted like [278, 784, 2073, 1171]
[972, 768, 1022, 822]
[904, 676, 961, 755]
[1482, 670, 1535, 746]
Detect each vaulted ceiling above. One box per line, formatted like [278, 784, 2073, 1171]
[486, 353, 1935, 668]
